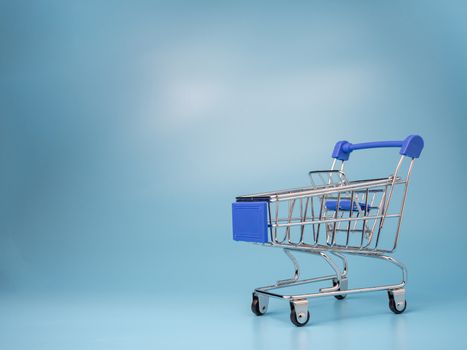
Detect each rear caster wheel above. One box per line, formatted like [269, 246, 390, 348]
[388, 290, 407, 314]
[251, 294, 268, 316]
[290, 301, 310, 327]
[332, 278, 347, 300]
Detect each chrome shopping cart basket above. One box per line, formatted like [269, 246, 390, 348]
[232, 135, 424, 326]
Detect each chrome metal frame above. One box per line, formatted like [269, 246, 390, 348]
[253, 247, 406, 301]
[240, 155, 416, 325]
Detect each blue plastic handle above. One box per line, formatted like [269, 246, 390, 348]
[332, 135, 424, 161]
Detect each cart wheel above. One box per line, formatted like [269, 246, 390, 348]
[251, 294, 267, 316]
[289, 302, 310, 327]
[332, 278, 347, 300]
[388, 291, 407, 314]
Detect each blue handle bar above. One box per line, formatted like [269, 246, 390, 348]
[332, 135, 424, 161]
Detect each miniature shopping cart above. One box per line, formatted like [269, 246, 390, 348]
[232, 135, 424, 326]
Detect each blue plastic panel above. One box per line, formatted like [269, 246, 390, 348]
[232, 202, 269, 243]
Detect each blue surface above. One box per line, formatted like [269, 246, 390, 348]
[1, 0, 467, 349]
[1, 293, 467, 349]
[232, 202, 269, 243]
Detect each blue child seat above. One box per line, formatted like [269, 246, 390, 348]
[325, 199, 374, 212]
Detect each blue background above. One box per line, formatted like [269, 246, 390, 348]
[1, 0, 466, 348]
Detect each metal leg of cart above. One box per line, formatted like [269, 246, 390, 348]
[251, 248, 407, 326]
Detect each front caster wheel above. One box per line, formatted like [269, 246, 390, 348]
[251, 294, 268, 316]
[332, 278, 347, 300]
[388, 290, 407, 314]
[290, 301, 310, 327]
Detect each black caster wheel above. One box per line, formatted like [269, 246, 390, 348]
[332, 279, 346, 300]
[251, 294, 267, 316]
[290, 303, 310, 327]
[388, 292, 407, 314]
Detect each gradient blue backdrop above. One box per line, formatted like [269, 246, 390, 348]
[1, 1, 466, 349]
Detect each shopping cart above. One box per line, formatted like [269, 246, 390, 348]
[232, 135, 424, 326]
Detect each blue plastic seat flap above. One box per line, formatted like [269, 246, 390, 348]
[232, 202, 269, 243]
